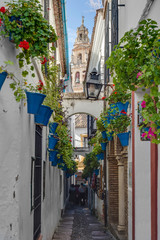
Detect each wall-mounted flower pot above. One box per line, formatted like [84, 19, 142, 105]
[49, 150, 58, 166]
[25, 91, 46, 114]
[107, 131, 113, 141]
[101, 142, 107, 151]
[94, 169, 99, 176]
[96, 153, 104, 161]
[0, 72, 8, 90]
[116, 101, 129, 114]
[9, 16, 22, 42]
[58, 163, 67, 171]
[101, 131, 107, 139]
[109, 103, 118, 115]
[49, 122, 58, 134]
[35, 105, 53, 126]
[48, 135, 59, 150]
[117, 131, 130, 146]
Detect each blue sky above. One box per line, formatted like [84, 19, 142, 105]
[66, 0, 102, 61]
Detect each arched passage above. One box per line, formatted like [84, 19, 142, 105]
[63, 92, 104, 118]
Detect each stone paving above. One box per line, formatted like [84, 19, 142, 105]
[52, 205, 116, 240]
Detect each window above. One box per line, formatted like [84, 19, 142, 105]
[75, 72, 80, 83]
[79, 34, 82, 40]
[77, 53, 82, 64]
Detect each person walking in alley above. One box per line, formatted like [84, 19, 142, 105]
[78, 183, 86, 206]
[69, 184, 76, 206]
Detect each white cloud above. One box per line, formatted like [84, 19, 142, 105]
[88, 0, 102, 10]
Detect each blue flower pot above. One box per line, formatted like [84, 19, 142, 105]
[43, 107, 53, 126]
[35, 105, 53, 126]
[101, 131, 107, 139]
[109, 103, 118, 115]
[49, 151, 58, 166]
[48, 135, 58, 150]
[94, 169, 99, 176]
[116, 102, 129, 114]
[0, 72, 8, 90]
[96, 153, 104, 161]
[9, 16, 22, 42]
[101, 142, 107, 151]
[25, 91, 46, 114]
[117, 131, 130, 146]
[49, 122, 58, 134]
[107, 131, 113, 141]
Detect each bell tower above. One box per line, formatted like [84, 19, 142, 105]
[70, 17, 90, 92]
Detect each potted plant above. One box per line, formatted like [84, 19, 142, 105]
[106, 19, 160, 91]
[0, 60, 14, 90]
[35, 105, 53, 126]
[109, 113, 131, 146]
[55, 124, 74, 170]
[0, 0, 57, 78]
[82, 152, 100, 179]
[106, 84, 131, 113]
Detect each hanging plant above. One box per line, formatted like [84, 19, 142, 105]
[0, 0, 57, 77]
[55, 124, 75, 170]
[106, 19, 160, 91]
[106, 84, 131, 104]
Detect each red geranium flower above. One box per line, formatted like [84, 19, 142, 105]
[37, 80, 44, 91]
[120, 109, 127, 114]
[0, 7, 6, 13]
[114, 92, 117, 94]
[41, 57, 48, 64]
[102, 96, 106, 100]
[19, 40, 30, 50]
[0, 18, 2, 26]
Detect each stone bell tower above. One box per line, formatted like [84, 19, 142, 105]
[70, 17, 90, 92]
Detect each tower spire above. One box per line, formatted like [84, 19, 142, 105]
[82, 16, 84, 25]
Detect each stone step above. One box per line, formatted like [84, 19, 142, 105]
[58, 224, 73, 229]
[92, 237, 109, 240]
[56, 227, 72, 233]
[60, 220, 73, 225]
[92, 231, 108, 236]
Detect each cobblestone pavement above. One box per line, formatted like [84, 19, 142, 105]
[52, 205, 116, 240]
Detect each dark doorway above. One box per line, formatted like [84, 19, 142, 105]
[33, 125, 42, 240]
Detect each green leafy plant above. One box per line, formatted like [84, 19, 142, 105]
[106, 19, 160, 91]
[106, 84, 131, 104]
[82, 152, 100, 179]
[0, 0, 57, 76]
[106, 19, 160, 143]
[10, 78, 45, 102]
[96, 119, 106, 132]
[55, 124, 75, 169]
[108, 114, 131, 134]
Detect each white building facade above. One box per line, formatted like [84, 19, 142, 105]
[0, 0, 69, 239]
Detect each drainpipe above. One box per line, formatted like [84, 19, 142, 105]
[61, 0, 69, 81]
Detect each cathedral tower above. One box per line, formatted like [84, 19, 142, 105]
[70, 17, 90, 92]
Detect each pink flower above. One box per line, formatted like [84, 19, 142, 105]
[141, 100, 146, 108]
[136, 72, 142, 79]
[141, 133, 147, 138]
[147, 127, 156, 139]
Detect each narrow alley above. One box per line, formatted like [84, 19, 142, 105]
[52, 205, 116, 240]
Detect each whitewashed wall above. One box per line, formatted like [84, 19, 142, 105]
[117, 0, 160, 239]
[0, 1, 66, 240]
[134, 90, 151, 240]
